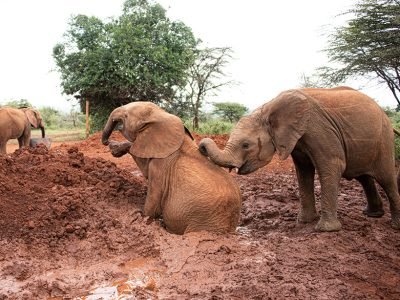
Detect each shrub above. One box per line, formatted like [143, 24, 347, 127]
[185, 119, 234, 135]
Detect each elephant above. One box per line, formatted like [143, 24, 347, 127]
[0, 107, 46, 154]
[101, 102, 241, 235]
[199, 87, 400, 232]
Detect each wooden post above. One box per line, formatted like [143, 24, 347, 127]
[85, 99, 90, 139]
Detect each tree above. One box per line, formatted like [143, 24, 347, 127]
[317, 0, 400, 105]
[53, 0, 197, 129]
[212, 102, 248, 123]
[2, 99, 32, 108]
[182, 46, 235, 129]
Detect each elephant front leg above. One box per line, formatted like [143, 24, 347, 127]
[143, 169, 163, 219]
[292, 153, 318, 223]
[315, 170, 343, 232]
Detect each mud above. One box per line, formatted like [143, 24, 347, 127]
[1, 132, 400, 299]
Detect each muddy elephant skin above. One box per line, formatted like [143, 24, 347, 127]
[0, 107, 45, 154]
[102, 102, 241, 235]
[199, 87, 400, 232]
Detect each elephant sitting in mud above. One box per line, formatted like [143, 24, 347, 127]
[102, 102, 241, 235]
[0, 107, 46, 154]
[199, 87, 400, 232]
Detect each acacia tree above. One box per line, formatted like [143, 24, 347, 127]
[53, 0, 197, 128]
[182, 46, 235, 129]
[212, 102, 248, 123]
[318, 0, 400, 105]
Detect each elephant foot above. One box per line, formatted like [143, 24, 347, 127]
[297, 209, 318, 224]
[315, 217, 342, 232]
[362, 206, 384, 218]
[391, 213, 400, 230]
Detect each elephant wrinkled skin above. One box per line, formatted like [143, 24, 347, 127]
[0, 107, 46, 154]
[102, 102, 241, 235]
[199, 87, 400, 232]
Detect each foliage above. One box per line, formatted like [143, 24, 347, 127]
[298, 73, 327, 88]
[1, 99, 32, 108]
[383, 106, 400, 159]
[212, 102, 248, 122]
[317, 0, 400, 105]
[40, 106, 85, 129]
[184, 119, 234, 135]
[181, 46, 235, 128]
[53, 0, 198, 124]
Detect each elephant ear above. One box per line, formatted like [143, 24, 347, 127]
[129, 110, 186, 159]
[24, 109, 38, 128]
[265, 90, 311, 160]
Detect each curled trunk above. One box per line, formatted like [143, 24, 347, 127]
[102, 107, 124, 145]
[199, 138, 241, 168]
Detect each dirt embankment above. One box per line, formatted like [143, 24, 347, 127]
[1, 132, 400, 299]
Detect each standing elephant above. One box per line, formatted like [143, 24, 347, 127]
[199, 87, 400, 232]
[0, 107, 46, 154]
[102, 102, 241, 235]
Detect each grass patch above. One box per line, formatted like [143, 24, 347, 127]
[8, 128, 86, 144]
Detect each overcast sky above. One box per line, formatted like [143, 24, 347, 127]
[0, 0, 396, 112]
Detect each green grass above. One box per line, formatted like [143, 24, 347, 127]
[8, 128, 86, 144]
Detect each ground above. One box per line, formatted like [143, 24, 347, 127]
[1, 132, 400, 299]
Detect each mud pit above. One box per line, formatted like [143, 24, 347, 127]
[1, 132, 400, 299]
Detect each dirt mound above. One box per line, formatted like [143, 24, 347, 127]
[0, 145, 158, 298]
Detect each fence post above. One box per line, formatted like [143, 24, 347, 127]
[85, 99, 90, 139]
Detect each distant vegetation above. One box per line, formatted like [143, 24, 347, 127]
[384, 107, 400, 160]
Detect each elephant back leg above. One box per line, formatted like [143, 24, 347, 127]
[356, 175, 384, 218]
[374, 170, 400, 229]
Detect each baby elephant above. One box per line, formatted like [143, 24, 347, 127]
[102, 102, 241, 235]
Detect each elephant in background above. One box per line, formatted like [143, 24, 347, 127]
[0, 107, 46, 154]
[102, 102, 241, 235]
[199, 87, 400, 232]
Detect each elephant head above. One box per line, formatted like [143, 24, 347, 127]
[22, 108, 46, 138]
[199, 90, 311, 174]
[102, 102, 186, 158]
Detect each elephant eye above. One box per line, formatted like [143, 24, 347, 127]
[242, 142, 250, 149]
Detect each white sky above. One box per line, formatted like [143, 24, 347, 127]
[0, 0, 396, 112]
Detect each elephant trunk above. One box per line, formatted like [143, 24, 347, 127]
[102, 107, 124, 145]
[199, 138, 241, 168]
[40, 125, 45, 138]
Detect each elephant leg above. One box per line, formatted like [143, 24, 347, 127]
[315, 165, 344, 232]
[292, 152, 318, 223]
[0, 143, 6, 154]
[17, 136, 25, 148]
[356, 175, 384, 218]
[375, 172, 400, 229]
[143, 164, 163, 219]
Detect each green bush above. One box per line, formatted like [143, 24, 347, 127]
[395, 136, 400, 160]
[185, 119, 234, 135]
[90, 106, 114, 134]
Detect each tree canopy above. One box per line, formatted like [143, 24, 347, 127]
[317, 0, 400, 105]
[53, 0, 198, 115]
[212, 102, 248, 123]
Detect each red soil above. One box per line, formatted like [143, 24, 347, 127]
[1, 132, 399, 299]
